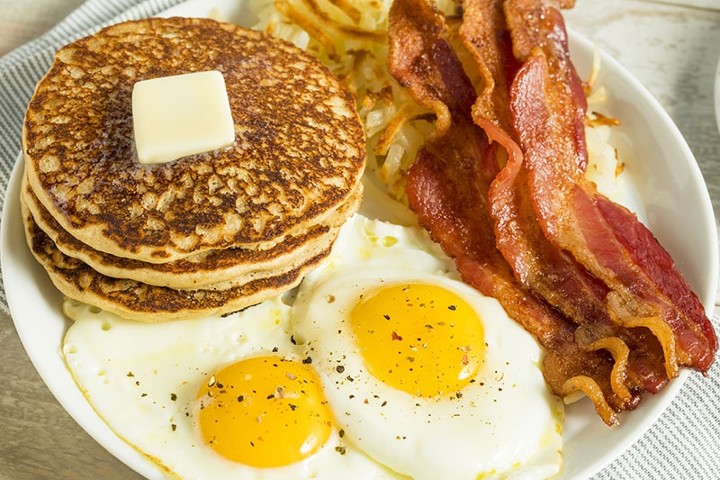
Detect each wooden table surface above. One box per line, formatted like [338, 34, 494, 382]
[1, 0, 719, 479]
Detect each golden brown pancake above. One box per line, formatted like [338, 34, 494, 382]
[22, 174, 360, 290]
[21, 16, 366, 321]
[23, 17, 365, 263]
[22, 205, 330, 322]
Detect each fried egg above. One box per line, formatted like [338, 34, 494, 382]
[292, 215, 564, 480]
[62, 214, 563, 479]
[62, 296, 397, 479]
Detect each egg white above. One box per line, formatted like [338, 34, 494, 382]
[62, 214, 563, 479]
[291, 215, 565, 480]
[62, 297, 398, 480]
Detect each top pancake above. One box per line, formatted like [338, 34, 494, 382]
[23, 17, 365, 263]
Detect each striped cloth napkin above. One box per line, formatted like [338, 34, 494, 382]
[0, 1, 718, 479]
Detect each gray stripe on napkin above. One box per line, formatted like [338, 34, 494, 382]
[594, 358, 720, 479]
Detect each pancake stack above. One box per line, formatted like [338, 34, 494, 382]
[21, 17, 366, 322]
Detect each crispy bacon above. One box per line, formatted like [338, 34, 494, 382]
[388, 0, 716, 425]
[388, 0, 653, 424]
[504, 0, 588, 170]
[462, 0, 671, 402]
[386, 0, 457, 137]
[388, 0, 568, 347]
[507, 27, 716, 375]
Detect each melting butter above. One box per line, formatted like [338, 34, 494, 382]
[131, 70, 235, 165]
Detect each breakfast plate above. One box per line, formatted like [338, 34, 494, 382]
[2, 0, 717, 479]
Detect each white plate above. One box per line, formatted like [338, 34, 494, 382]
[2, 2, 717, 479]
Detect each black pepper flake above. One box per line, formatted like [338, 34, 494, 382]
[336, 365, 345, 373]
[290, 335, 297, 345]
[335, 446, 346, 455]
[381, 401, 387, 407]
[237, 395, 245, 402]
[170, 393, 177, 401]
[303, 357, 313, 364]
[171, 423, 177, 432]
[339, 429, 345, 438]
[126, 371, 134, 377]
[383, 314, 391, 320]
[448, 304, 457, 311]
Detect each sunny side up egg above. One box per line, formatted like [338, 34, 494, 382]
[62, 296, 397, 480]
[293, 215, 565, 479]
[61, 214, 563, 479]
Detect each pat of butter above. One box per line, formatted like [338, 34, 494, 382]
[132, 70, 235, 165]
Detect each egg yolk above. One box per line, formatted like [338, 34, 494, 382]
[350, 283, 485, 397]
[196, 355, 332, 468]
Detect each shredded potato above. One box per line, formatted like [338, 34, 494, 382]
[250, 0, 453, 204]
[250, 0, 621, 206]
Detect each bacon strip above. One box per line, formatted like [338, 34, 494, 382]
[461, 0, 670, 401]
[388, 0, 646, 425]
[388, 0, 716, 424]
[389, 0, 565, 346]
[506, 14, 716, 375]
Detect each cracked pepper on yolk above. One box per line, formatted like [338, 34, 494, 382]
[350, 283, 485, 398]
[196, 355, 332, 467]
